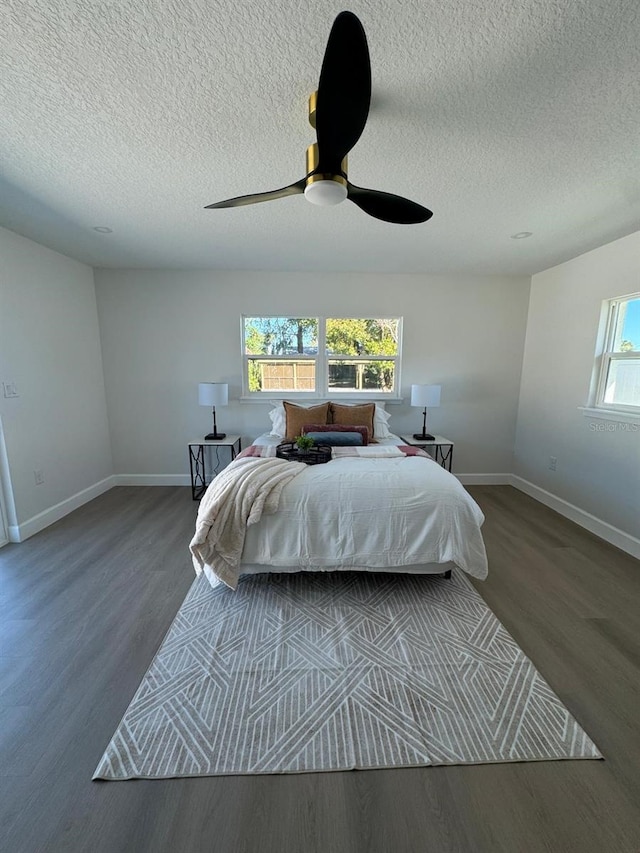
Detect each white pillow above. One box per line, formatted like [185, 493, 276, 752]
[268, 404, 286, 437]
[373, 403, 392, 439]
[269, 400, 392, 439]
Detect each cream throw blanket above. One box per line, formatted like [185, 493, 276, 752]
[189, 457, 306, 590]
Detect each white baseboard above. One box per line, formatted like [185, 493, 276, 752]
[8, 476, 117, 543]
[456, 473, 512, 485]
[113, 474, 191, 486]
[7, 468, 639, 562]
[510, 475, 640, 560]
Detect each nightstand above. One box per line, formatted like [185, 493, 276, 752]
[400, 435, 454, 472]
[188, 436, 242, 500]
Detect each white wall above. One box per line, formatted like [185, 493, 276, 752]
[5, 222, 637, 552]
[0, 227, 113, 537]
[94, 269, 530, 480]
[514, 231, 640, 540]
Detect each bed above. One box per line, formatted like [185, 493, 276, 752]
[190, 401, 488, 590]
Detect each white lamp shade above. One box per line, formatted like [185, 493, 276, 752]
[411, 384, 441, 408]
[198, 382, 228, 407]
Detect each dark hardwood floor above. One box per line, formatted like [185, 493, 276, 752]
[1, 485, 639, 853]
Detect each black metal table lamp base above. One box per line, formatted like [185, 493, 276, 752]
[414, 407, 434, 441]
[205, 406, 225, 440]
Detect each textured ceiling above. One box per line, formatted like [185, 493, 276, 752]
[1, 0, 639, 274]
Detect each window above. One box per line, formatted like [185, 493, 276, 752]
[242, 316, 402, 397]
[595, 294, 640, 412]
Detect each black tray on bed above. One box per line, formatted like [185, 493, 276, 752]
[276, 442, 331, 465]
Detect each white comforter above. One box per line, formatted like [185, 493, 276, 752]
[239, 441, 488, 581]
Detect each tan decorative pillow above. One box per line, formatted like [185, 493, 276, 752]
[330, 402, 375, 437]
[283, 401, 330, 440]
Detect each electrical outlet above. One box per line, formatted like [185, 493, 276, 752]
[549, 456, 557, 471]
[34, 469, 44, 485]
[2, 381, 19, 398]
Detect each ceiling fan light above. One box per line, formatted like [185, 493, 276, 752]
[304, 179, 348, 206]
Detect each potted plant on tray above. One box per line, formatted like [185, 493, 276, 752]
[295, 435, 315, 456]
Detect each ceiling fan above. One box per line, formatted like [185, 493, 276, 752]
[205, 11, 433, 225]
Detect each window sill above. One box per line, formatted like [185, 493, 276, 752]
[240, 396, 404, 404]
[579, 406, 640, 424]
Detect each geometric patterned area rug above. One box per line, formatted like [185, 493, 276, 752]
[93, 570, 601, 780]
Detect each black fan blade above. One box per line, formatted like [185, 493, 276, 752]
[205, 179, 305, 209]
[315, 11, 371, 174]
[347, 184, 433, 224]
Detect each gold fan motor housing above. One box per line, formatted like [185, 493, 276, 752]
[306, 92, 347, 188]
[308, 91, 318, 129]
[305, 144, 347, 187]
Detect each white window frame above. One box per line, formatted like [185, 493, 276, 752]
[593, 292, 640, 415]
[241, 315, 403, 400]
